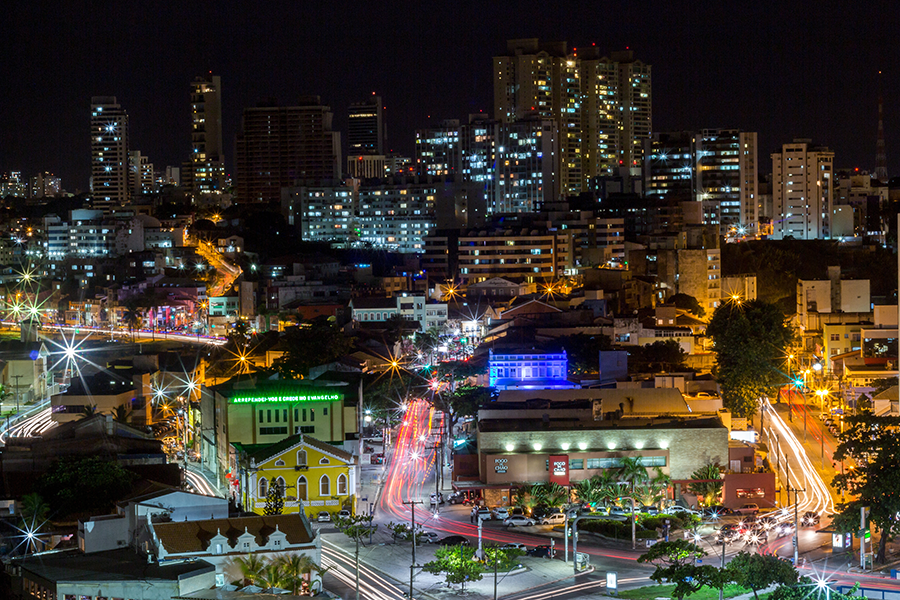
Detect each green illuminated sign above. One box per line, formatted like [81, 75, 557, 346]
[232, 393, 342, 404]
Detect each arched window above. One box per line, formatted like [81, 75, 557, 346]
[275, 459, 285, 467]
[337, 473, 348, 495]
[258, 477, 268, 498]
[296, 476, 308, 501]
[274, 477, 286, 497]
[297, 450, 307, 466]
[319, 474, 330, 496]
[319, 457, 330, 465]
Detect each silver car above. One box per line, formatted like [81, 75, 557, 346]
[503, 515, 536, 527]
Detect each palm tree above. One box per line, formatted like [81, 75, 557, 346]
[514, 486, 541, 516]
[121, 299, 142, 343]
[233, 553, 267, 586]
[278, 554, 321, 595]
[256, 563, 284, 591]
[545, 482, 569, 510]
[618, 457, 650, 493]
[112, 403, 131, 424]
[19, 492, 49, 527]
[573, 478, 601, 508]
[79, 404, 98, 420]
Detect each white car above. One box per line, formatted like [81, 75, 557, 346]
[540, 513, 567, 525]
[491, 507, 511, 519]
[503, 515, 536, 527]
[316, 511, 331, 523]
[665, 505, 699, 516]
[499, 542, 527, 551]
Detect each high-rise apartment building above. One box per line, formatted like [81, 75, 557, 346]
[347, 95, 384, 155]
[234, 97, 341, 203]
[90, 96, 130, 212]
[771, 140, 834, 240]
[493, 40, 651, 196]
[186, 75, 226, 197]
[129, 151, 155, 196]
[416, 120, 461, 176]
[645, 129, 758, 234]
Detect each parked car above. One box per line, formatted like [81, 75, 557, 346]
[475, 508, 492, 521]
[316, 511, 332, 523]
[437, 535, 470, 546]
[640, 505, 660, 515]
[801, 512, 820, 526]
[733, 503, 760, 515]
[510, 507, 525, 516]
[492, 506, 511, 519]
[430, 492, 444, 505]
[337, 509, 351, 519]
[421, 531, 441, 543]
[447, 492, 468, 505]
[665, 505, 699, 516]
[504, 515, 536, 527]
[527, 545, 556, 559]
[774, 522, 795, 538]
[541, 513, 567, 525]
[500, 542, 527, 551]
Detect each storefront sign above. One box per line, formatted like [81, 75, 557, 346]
[494, 458, 508, 474]
[231, 392, 342, 404]
[549, 454, 569, 486]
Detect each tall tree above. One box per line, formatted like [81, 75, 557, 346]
[726, 552, 798, 600]
[832, 413, 900, 563]
[706, 299, 795, 417]
[628, 340, 687, 373]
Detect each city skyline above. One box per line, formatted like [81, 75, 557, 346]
[0, 2, 897, 192]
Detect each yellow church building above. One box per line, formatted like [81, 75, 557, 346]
[235, 433, 358, 520]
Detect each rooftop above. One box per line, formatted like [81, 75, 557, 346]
[153, 514, 314, 555]
[16, 548, 214, 584]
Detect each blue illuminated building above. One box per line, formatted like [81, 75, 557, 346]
[488, 349, 579, 391]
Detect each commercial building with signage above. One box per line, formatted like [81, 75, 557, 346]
[213, 378, 359, 449]
[457, 389, 730, 505]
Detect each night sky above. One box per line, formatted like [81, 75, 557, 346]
[2, 1, 897, 193]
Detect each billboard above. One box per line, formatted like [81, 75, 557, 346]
[549, 454, 569, 486]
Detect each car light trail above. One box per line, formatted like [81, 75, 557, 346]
[322, 539, 406, 600]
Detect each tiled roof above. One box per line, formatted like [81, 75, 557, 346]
[246, 434, 354, 465]
[154, 514, 313, 555]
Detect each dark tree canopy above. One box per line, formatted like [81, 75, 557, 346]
[726, 552, 798, 600]
[36, 457, 137, 518]
[832, 414, 900, 564]
[706, 299, 795, 417]
[629, 339, 687, 373]
[272, 320, 354, 379]
[666, 293, 705, 317]
[555, 333, 613, 375]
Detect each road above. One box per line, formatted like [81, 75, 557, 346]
[374, 398, 652, 598]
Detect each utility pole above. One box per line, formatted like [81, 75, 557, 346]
[429, 442, 441, 516]
[788, 487, 806, 565]
[403, 499, 423, 599]
[12, 374, 22, 412]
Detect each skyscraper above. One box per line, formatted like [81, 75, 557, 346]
[493, 40, 651, 196]
[771, 139, 834, 240]
[347, 94, 384, 155]
[234, 97, 341, 203]
[186, 75, 226, 197]
[645, 129, 758, 234]
[90, 96, 129, 212]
